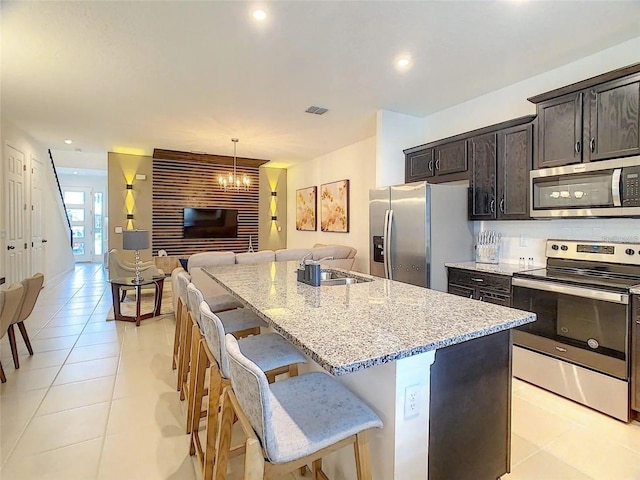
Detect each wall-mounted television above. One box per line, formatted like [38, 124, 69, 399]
[183, 208, 238, 239]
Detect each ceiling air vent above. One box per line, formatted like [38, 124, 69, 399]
[305, 106, 328, 115]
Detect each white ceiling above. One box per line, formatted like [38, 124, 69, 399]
[3, 1, 640, 168]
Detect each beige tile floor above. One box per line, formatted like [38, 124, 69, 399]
[0, 263, 639, 479]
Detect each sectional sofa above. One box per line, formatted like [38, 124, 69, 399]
[170, 244, 357, 316]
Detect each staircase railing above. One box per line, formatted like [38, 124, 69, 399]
[48, 149, 73, 248]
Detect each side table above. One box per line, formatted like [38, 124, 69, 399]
[110, 276, 165, 326]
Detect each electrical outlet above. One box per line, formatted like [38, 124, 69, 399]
[404, 385, 420, 419]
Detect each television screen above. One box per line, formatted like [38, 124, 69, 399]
[183, 208, 238, 239]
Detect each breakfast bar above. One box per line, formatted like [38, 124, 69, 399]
[202, 261, 535, 480]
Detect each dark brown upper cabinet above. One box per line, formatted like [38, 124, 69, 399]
[406, 148, 435, 181]
[468, 123, 533, 221]
[434, 140, 468, 176]
[529, 63, 640, 169]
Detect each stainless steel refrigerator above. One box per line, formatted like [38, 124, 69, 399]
[369, 181, 473, 291]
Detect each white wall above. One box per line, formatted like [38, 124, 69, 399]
[375, 110, 425, 187]
[1, 119, 75, 284]
[418, 36, 640, 264]
[287, 136, 376, 273]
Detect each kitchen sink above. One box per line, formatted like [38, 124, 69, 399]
[320, 270, 373, 286]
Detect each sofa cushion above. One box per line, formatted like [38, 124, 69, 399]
[236, 251, 276, 264]
[275, 248, 312, 262]
[187, 251, 236, 273]
[311, 245, 356, 261]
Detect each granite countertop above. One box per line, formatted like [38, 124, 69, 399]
[202, 262, 535, 376]
[445, 261, 538, 276]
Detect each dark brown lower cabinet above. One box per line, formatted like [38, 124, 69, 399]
[447, 268, 512, 306]
[429, 329, 512, 480]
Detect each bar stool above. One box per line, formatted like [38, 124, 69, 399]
[182, 283, 267, 430]
[172, 271, 191, 371]
[0, 284, 25, 383]
[190, 300, 307, 480]
[176, 273, 245, 394]
[216, 334, 383, 480]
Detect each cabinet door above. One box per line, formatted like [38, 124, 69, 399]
[405, 148, 435, 183]
[477, 288, 511, 307]
[468, 133, 497, 220]
[497, 124, 532, 220]
[587, 76, 640, 162]
[536, 92, 583, 169]
[435, 140, 468, 176]
[632, 296, 640, 412]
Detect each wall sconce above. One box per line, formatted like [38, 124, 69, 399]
[126, 184, 133, 190]
[271, 191, 277, 197]
[127, 214, 134, 220]
[271, 215, 278, 221]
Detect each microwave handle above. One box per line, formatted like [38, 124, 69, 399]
[612, 168, 622, 207]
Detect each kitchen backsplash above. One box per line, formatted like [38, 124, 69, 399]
[476, 218, 640, 267]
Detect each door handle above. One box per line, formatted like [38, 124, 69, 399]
[42, 239, 48, 243]
[7, 245, 15, 250]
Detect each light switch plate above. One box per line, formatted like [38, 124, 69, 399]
[135, 174, 147, 180]
[115, 226, 123, 234]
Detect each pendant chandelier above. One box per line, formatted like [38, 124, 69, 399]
[219, 138, 250, 191]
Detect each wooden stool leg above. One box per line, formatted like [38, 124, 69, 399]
[121, 289, 127, 302]
[17, 322, 33, 356]
[189, 340, 209, 438]
[202, 368, 224, 480]
[0, 360, 6, 383]
[172, 299, 183, 370]
[354, 432, 372, 480]
[312, 459, 323, 480]
[213, 389, 236, 480]
[186, 322, 202, 433]
[7, 324, 20, 369]
[177, 310, 192, 396]
[244, 437, 265, 480]
[288, 363, 299, 378]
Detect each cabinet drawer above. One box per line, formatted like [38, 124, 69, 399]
[448, 284, 474, 299]
[478, 290, 511, 307]
[448, 268, 511, 293]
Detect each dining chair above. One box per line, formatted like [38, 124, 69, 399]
[189, 300, 307, 480]
[0, 284, 25, 382]
[216, 334, 383, 480]
[7, 273, 44, 369]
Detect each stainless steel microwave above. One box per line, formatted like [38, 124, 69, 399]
[530, 157, 640, 218]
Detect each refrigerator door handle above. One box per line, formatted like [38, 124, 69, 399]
[383, 209, 389, 279]
[387, 209, 394, 280]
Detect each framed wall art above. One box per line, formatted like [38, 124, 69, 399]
[296, 186, 317, 231]
[320, 179, 349, 233]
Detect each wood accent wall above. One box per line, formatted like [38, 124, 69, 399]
[152, 157, 261, 257]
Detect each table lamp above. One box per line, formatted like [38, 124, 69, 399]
[122, 229, 149, 283]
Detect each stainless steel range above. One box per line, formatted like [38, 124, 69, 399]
[511, 239, 640, 421]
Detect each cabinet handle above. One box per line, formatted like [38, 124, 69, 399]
[499, 198, 505, 214]
[574, 141, 581, 154]
[479, 296, 484, 301]
[469, 293, 474, 299]
[471, 278, 484, 282]
[428, 160, 434, 172]
[435, 157, 441, 171]
[590, 138, 596, 153]
[7, 245, 15, 250]
[490, 199, 495, 213]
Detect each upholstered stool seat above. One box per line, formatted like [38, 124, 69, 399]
[265, 372, 382, 463]
[216, 308, 267, 334]
[204, 293, 242, 313]
[234, 334, 306, 374]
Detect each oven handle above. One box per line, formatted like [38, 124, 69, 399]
[512, 277, 629, 304]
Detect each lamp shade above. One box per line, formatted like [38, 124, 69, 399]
[122, 229, 149, 251]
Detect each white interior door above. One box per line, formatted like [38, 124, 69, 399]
[31, 156, 45, 274]
[5, 144, 28, 283]
[63, 187, 93, 262]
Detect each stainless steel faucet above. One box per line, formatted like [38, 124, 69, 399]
[299, 252, 313, 269]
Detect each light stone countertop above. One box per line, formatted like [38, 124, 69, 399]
[203, 261, 536, 375]
[445, 261, 538, 276]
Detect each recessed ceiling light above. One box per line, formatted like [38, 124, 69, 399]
[252, 9, 267, 21]
[64, 139, 73, 144]
[73, 171, 78, 175]
[395, 56, 413, 71]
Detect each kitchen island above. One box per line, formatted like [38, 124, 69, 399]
[202, 261, 535, 480]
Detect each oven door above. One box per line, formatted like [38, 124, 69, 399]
[512, 277, 629, 379]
